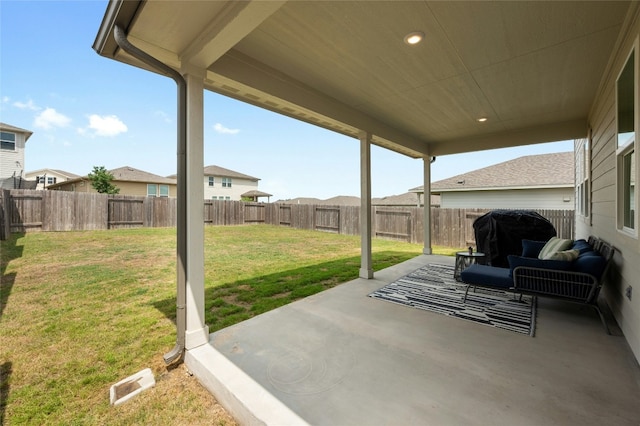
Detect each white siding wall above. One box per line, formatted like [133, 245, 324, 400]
[578, 4, 640, 362]
[0, 131, 26, 179]
[203, 176, 258, 200]
[440, 188, 574, 210]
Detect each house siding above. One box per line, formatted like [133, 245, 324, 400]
[203, 176, 258, 200]
[53, 180, 177, 197]
[0, 131, 27, 179]
[440, 188, 574, 210]
[578, 4, 640, 361]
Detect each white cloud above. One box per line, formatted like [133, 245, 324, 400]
[14, 99, 40, 111]
[155, 110, 172, 124]
[86, 114, 128, 137]
[214, 123, 240, 135]
[2, 96, 10, 104]
[34, 107, 71, 129]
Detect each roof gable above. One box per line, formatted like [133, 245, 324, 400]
[26, 168, 81, 179]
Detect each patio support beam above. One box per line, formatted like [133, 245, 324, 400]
[183, 66, 209, 350]
[423, 155, 432, 255]
[359, 131, 373, 279]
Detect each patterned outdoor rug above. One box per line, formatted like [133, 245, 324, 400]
[368, 263, 537, 336]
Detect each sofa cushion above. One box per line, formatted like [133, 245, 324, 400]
[548, 249, 580, 261]
[507, 255, 573, 277]
[538, 237, 573, 260]
[521, 239, 547, 258]
[571, 239, 593, 254]
[460, 264, 513, 289]
[573, 251, 607, 279]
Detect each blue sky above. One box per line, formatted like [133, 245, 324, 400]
[1, 1, 573, 200]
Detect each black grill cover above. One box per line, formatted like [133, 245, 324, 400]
[473, 210, 557, 267]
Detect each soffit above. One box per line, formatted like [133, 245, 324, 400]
[95, 1, 632, 158]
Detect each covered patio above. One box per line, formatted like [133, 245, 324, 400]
[187, 255, 640, 425]
[92, 1, 640, 424]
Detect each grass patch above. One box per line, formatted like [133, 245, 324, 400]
[1, 225, 462, 424]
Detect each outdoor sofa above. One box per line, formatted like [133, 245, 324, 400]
[460, 236, 615, 333]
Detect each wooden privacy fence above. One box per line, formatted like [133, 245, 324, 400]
[0, 189, 574, 246]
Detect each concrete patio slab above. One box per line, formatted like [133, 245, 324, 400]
[186, 255, 640, 425]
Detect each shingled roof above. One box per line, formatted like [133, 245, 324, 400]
[203, 165, 259, 181]
[109, 166, 176, 184]
[410, 152, 574, 193]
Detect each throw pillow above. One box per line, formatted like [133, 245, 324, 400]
[538, 237, 573, 260]
[573, 252, 607, 279]
[522, 239, 547, 258]
[548, 249, 580, 261]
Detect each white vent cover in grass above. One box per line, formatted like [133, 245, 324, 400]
[110, 368, 155, 406]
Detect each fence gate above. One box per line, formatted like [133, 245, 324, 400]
[9, 191, 43, 233]
[244, 203, 266, 224]
[108, 197, 144, 229]
[315, 207, 340, 233]
[374, 209, 412, 242]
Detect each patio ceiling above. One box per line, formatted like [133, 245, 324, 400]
[94, 0, 632, 158]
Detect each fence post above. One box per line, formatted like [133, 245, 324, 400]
[0, 189, 9, 240]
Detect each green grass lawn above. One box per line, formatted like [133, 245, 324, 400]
[0, 225, 462, 425]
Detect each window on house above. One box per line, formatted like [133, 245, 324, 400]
[1, 131, 16, 151]
[222, 177, 232, 188]
[36, 176, 45, 184]
[208, 176, 214, 187]
[146, 184, 169, 197]
[576, 137, 590, 218]
[47, 177, 57, 185]
[617, 45, 637, 235]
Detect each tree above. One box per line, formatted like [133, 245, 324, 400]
[87, 166, 120, 194]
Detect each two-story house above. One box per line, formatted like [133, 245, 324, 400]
[0, 122, 34, 188]
[202, 165, 260, 201]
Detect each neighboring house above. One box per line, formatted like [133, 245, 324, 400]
[24, 169, 81, 190]
[275, 193, 440, 206]
[0, 122, 34, 189]
[48, 166, 177, 197]
[202, 165, 260, 201]
[409, 152, 574, 210]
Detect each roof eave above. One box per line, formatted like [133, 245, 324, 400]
[431, 184, 575, 193]
[92, 0, 143, 58]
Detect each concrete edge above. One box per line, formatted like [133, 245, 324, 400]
[185, 343, 310, 426]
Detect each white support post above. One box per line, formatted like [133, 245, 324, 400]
[359, 131, 373, 278]
[183, 69, 209, 349]
[423, 155, 433, 255]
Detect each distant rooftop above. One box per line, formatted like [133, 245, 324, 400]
[410, 152, 574, 193]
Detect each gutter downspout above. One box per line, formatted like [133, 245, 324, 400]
[114, 25, 187, 365]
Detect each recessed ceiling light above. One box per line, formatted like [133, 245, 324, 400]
[404, 31, 424, 45]
[477, 117, 488, 122]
